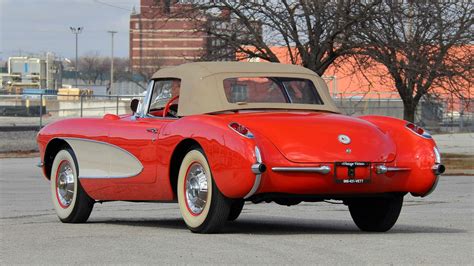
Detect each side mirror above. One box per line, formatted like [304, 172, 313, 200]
[130, 98, 139, 114]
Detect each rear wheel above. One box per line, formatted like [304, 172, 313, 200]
[50, 149, 94, 223]
[177, 148, 231, 233]
[348, 195, 403, 232]
[228, 199, 244, 221]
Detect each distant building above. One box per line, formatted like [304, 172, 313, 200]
[130, 0, 206, 72]
[129, 0, 261, 73]
[1, 53, 62, 93]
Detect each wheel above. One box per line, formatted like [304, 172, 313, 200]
[228, 199, 244, 221]
[177, 148, 231, 233]
[348, 195, 403, 232]
[50, 148, 94, 223]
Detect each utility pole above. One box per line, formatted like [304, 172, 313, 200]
[107, 30, 117, 95]
[70, 27, 83, 88]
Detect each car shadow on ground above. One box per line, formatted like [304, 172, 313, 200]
[88, 217, 466, 235]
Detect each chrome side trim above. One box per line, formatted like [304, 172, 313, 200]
[272, 166, 331, 174]
[244, 146, 263, 199]
[376, 165, 411, 174]
[386, 167, 411, 172]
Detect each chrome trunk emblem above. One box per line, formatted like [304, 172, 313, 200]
[338, 134, 351, 144]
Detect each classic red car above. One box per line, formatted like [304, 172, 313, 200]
[37, 62, 444, 233]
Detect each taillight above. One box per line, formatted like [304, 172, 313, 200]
[406, 123, 431, 138]
[229, 122, 254, 138]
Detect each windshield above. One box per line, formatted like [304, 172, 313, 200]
[223, 77, 324, 105]
[149, 78, 180, 111]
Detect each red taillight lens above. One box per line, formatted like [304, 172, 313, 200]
[406, 123, 430, 138]
[229, 122, 254, 138]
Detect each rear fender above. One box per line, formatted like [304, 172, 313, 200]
[161, 116, 258, 198]
[360, 115, 439, 196]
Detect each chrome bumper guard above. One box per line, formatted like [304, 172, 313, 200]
[244, 147, 265, 199]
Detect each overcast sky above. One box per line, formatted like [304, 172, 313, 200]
[0, 0, 140, 61]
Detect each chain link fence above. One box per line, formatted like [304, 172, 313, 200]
[0, 93, 471, 133]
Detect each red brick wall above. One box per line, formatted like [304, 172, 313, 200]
[130, 0, 208, 71]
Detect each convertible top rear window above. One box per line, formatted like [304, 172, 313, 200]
[223, 77, 324, 105]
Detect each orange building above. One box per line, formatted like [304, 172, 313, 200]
[241, 46, 472, 103]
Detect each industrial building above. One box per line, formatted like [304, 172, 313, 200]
[0, 53, 62, 93]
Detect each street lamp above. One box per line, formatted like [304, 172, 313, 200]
[107, 30, 117, 95]
[70, 26, 83, 88]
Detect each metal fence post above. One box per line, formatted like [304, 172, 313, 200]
[80, 94, 83, 117]
[460, 97, 464, 130]
[39, 93, 43, 129]
[116, 95, 119, 115]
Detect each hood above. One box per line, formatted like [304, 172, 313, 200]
[223, 112, 396, 163]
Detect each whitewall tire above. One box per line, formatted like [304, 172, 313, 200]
[177, 148, 231, 233]
[50, 148, 94, 223]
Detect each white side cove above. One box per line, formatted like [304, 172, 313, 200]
[64, 138, 143, 178]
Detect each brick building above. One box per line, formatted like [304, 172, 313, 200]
[129, 0, 208, 74]
[130, 0, 261, 76]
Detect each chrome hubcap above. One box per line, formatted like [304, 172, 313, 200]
[56, 161, 75, 207]
[185, 163, 208, 215]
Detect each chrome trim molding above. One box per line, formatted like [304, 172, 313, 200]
[434, 146, 441, 164]
[255, 145, 262, 163]
[376, 165, 411, 174]
[63, 138, 144, 179]
[386, 167, 411, 172]
[272, 166, 331, 174]
[244, 146, 263, 199]
[423, 175, 439, 197]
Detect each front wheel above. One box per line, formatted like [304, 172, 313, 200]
[177, 148, 231, 233]
[348, 195, 403, 232]
[50, 148, 94, 223]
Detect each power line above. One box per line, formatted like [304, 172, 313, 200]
[92, 0, 133, 11]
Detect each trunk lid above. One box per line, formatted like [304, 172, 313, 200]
[224, 112, 396, 163]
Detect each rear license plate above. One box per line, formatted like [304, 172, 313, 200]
[334, 162, 371, 184]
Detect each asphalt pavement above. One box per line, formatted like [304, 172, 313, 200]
[1, 157, 473, 264]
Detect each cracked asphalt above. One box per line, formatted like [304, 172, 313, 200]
[1, 157, 473, 264]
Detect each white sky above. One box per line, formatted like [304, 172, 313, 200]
[0, 0, 140, 61]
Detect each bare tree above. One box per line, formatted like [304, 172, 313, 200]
[355, 1, 473, 122]
[171, 1, 379, 75]
[78, 52, 110, 85]
[129, 53, 165, 91]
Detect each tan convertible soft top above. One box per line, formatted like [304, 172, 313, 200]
[151, 62, 340, 116]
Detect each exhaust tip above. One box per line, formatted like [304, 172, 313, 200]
[252, 163, 266, 174]
[432, 164, 445, 175]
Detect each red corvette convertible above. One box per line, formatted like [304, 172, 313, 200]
[37, 62, 444, 233]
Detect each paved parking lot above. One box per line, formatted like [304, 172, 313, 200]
[1, 157, 473, 264]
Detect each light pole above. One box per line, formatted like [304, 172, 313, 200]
[107, 30, 117, 95]
[70, 26, 83, 88]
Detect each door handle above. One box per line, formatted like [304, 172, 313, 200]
[146, 128, 158, 134]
